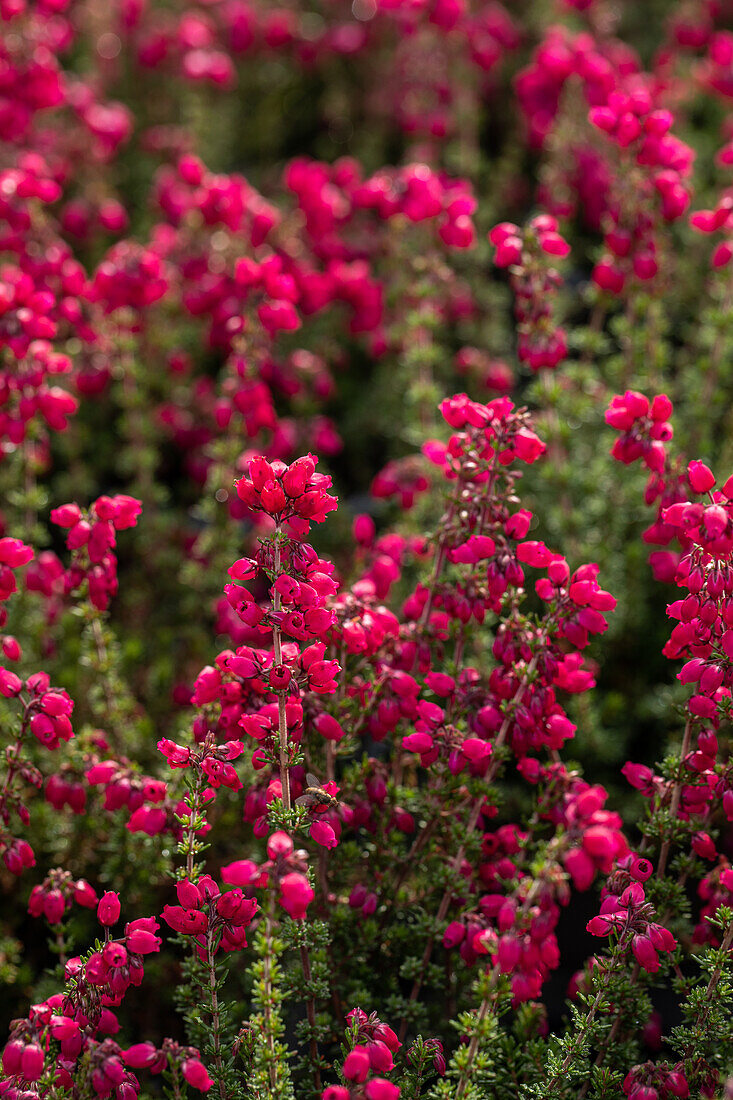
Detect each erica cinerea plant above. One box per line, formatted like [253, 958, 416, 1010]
[4, 1, 733, 1099]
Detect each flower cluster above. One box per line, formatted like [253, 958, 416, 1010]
[0, 536, 32, 667]
[1, 902, 162, 1100]
[622, 1061, 690, 1100]
[587, 870, 677, 975]
[490, 216, 569, 372]
[28, 868, 97, 925]
[0, 666, 74, 875]
[324, 1010, 404, 1100]
[162, 874, 257, 953]
[605, 391, 675, 473]
[589, 99, 693, 291]
[49, 495, 142, 611]
[691, 188, 733, 268]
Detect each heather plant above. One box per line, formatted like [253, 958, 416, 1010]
[5, 1, 733, 1099]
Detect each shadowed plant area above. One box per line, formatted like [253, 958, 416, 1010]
[4, 1, 733, 1099]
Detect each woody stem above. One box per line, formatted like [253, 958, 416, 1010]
[272, 533, 291, 813]
[657, 714, 693, 879]
[299, 943, 322, 1092]
[398, 655, 537, 1041]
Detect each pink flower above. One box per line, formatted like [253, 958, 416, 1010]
[21, 1043, 44, 1081]
[365, 1081, 400, 1100]
[162, 905, 209, 935]
[267, 831, 294, 859]
[688, 460, 715, 494]
[125, 918, 162, 954]
[97, 891, 121, 926]
[221, 859, 261, 887]
[182, 1058, 214, 1091]
[279, 873, 314, 921]
[314, 714, 345, 742]
[0, 538, 33, 568]
[122, 1043, 158, 1068]
[632, 934, 660, 973]
[367, 1040, 394, 1073]
[310, 820, 337, 849]
[343, 1045, 370, 1082]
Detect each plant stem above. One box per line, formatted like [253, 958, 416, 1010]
[455, 984, 493, 1099]
[398, 656, 537, 1041]
[299, 943, 322, 1092]
[89, 611, 121, 744]
[325, 740, 335, 784]
[419, 500, 457, 631]
[579, 714, 697, 1087]
[0, 701, 30, 818]
[262, 911, 278, 1092]
[55, 926, 68, 969]
[541, 941, 627, 1098]
[170, 1059, 184, 1100]
[272, 533, 291, 813]
[657, 715, 693, 879]
[455, 857, 558, 1095]
[681, 917, 733, 1062]
[577, 960, 640, 1100]
[205, 928, 228, 1100]
[184, 768, 205, 879]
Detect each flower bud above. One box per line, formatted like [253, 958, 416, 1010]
[97, 891, 121, 926]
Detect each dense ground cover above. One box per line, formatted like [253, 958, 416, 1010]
[3, 0, 733, 1096]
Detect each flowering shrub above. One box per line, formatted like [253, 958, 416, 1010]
[4, 1, 733, 1099]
